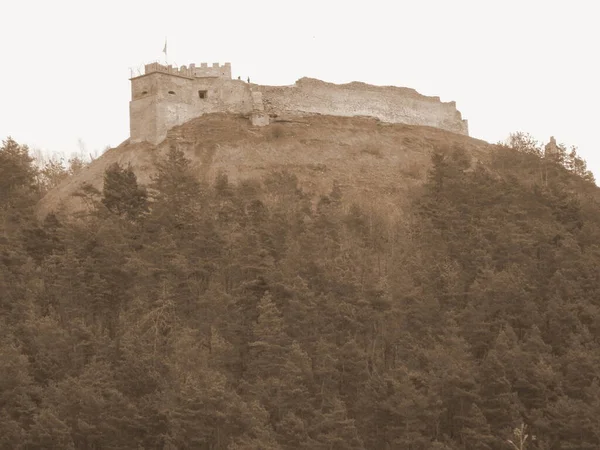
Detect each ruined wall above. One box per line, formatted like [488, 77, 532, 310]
[257, 78, 468, 135]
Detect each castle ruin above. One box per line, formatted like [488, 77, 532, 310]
[129, 62, 469, 145]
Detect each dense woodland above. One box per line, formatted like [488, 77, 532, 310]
[1, 133, 600, 449]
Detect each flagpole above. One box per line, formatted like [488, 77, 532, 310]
[163, 37, 168, 65]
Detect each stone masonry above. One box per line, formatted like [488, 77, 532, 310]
[129, 62, 469, 145]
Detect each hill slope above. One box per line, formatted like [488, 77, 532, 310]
[37, 113, 493, 218]
[9, 113, 600, 449]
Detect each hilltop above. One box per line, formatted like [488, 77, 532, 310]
[38, 112, 490, 219]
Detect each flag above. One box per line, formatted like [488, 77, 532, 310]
[163, 39, 167, 54]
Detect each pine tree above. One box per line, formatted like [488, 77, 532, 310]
[26, 409, 75, 450]
[247, 292, 290, 380]
[477, 350, 522, 447]
[101, 162, 148, 220]
[460, 404, 494, 450]
[312, 397, 365, 449]
[0, 137, 38, 210]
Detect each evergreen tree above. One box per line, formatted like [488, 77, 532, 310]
[101, 162, 148, 220]
[460, 404, 494, 450]
[0, 137, 38, 210]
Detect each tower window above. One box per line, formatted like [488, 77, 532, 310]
[168, 90, 176, 95]
[198, 90, 208, 99]
[141, 90, 148, 95]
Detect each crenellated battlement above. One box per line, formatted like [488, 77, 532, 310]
[192, 62, 232, 79]
[132, 62, 232, 80]
[141, 62, 194, 79]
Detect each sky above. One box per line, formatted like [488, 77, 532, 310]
[1, 0, 598, 176]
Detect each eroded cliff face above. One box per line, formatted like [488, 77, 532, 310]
[38, 113, 489, 219]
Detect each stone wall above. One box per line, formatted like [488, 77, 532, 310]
[130, 72, 253, 144]
[129, 95, 158, 144]
[129, 64, 469, 145]
[257, 78, 468, 135]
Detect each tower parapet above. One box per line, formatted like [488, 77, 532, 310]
[142, 62, 194, 78]
[132, 62, 232, 80]
[192, 62, 232, 79]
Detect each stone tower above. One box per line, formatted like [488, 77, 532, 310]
[129, 62, 255, 145]
[544, 136, 561, 159]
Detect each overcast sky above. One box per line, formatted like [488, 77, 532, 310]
[1, 0, 597, 176]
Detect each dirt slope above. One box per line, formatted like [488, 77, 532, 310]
[37, 113, 495, 219]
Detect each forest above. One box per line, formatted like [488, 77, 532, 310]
[1, 133, 600, 449]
